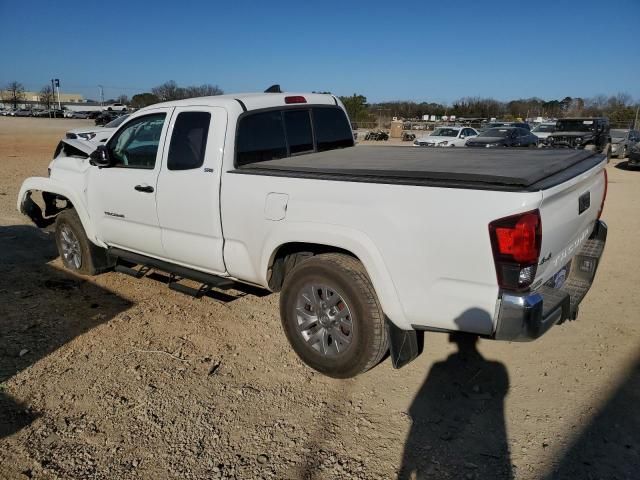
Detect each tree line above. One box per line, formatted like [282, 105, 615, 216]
[339, 93, 640, 127]
[0, 80, 224, 110]
[2, 79, 637, 127]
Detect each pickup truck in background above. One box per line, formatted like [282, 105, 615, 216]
[17, 92, 608, 378]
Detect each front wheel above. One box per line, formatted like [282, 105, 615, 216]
[279, 253, 389, 378]
[618, 146, 627, 159]
[55, 209, 110, 275]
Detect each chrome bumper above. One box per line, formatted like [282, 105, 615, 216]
[494, 221, 607, 341]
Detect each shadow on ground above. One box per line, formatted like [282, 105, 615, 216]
[0, 225, 132, 439]
[399, 331, 512, 480]
[545, 352, 640, 479]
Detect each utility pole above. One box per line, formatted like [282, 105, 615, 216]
[50, 79, 55, 117]
[54, 78, 61, 110]
[635, 104, 639, 129]
[98, 85, 104, 106]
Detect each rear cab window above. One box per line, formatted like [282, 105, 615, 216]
[312, 108, 354, 152]
[236, 106, 353, 167]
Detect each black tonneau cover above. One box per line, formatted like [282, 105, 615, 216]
[236, 146, 603, 191]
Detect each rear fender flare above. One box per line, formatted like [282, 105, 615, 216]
[262, 223, 410, 329]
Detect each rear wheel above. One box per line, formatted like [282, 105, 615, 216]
[279, 253, 389, 378]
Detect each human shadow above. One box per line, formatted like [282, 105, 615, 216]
[0, 225, 132, 439]
[399, 327, 511, 479]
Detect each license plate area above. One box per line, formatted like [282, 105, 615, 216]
[546, 261, 572, 289]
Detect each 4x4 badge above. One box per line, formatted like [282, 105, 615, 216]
[539, 253, 552, 265]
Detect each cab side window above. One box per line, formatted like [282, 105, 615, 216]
[167, 112, 211, 170]
[108, 113, 166, 169]
[236, 111, 287, 166]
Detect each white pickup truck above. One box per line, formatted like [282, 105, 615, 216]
[17, 92, 608, 378]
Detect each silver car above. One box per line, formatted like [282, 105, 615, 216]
[610, 129, 640, 159]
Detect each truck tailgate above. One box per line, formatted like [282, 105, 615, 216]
[535, 159, 607, 287]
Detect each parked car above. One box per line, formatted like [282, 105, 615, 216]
[414, 126, 478, 147]
[479, 121, 530, 132]
[531, 122, 556, 141]
[610, 129, 640, 159]
[103, 103, 127, 111]
[627, 141, 640, 168]
[465, 127, 538, 147]
[18, 92, 609, 378]
[94, 111, 122, 126]
[66, 114, 130, 142]
[15, 109, 33, 117]
[64, 110, 90, 119]
[545, 118, 610, 156]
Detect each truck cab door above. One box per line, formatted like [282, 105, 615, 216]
[155, 106, 227, 274]
[87, 109, 172, 257]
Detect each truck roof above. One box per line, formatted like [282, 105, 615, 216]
[236, 146, 604, 192]
[138, 92, 339, 113]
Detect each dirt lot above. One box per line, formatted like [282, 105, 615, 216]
[1, 117, 638, 480]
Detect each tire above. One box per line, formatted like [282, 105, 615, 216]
[279, 253, 389, 378]
[618, 146, 627, 160]
[55, 209, 110, 275]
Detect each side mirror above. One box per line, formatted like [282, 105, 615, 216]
[460, 134, 466, 139]
[89, 145, 112, 167]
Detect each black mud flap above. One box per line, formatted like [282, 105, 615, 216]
[386, 319, 421, 369]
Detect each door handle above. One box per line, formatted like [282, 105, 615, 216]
[134, 185, 154, 193]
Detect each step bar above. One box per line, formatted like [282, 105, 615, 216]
[109, 247, 234, 298]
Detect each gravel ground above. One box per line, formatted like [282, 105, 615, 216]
[0, 117, 639, 480]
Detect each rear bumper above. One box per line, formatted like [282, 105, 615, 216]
[494, 220, 607, 341]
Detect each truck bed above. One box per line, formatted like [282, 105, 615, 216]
[235, 146, 604, 191]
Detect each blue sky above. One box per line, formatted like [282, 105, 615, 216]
[1, 0, 638, 104]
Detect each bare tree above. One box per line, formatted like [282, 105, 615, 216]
[183, 84, 223, 97]
[151, 81, 224, 102]
[151, 81, 182, 101]
[39, 85, 54, 110]
[1, 81, 26, 109]
[116, 94, 129, 105]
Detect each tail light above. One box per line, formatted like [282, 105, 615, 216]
[489, 210, 542, 291]
[597, 169, 607, 219]
[285, 96, 306, 104]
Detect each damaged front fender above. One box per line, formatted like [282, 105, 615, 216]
[17, 177, 100, 245]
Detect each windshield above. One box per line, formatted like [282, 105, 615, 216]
[610, 129, 628, 138]
[479, 128, 512, 138]
[431, 128, 459, 137]
[105, 114, 130, 128]
[533, 124, 555, 133]
[556, 120, 595, 132]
